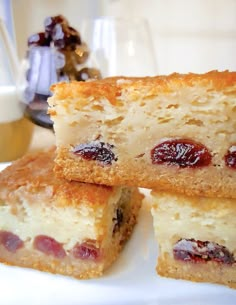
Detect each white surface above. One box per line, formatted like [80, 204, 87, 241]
[0, 162, 235, 305]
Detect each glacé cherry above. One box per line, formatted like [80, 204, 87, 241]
[72, 241, 100, 260]
[73, 141, 118, 165]
[151, 139, 211, 168]
[0, 230, 24, 253]
[173, 238, 235, 264]
[34, 235, 66, 258]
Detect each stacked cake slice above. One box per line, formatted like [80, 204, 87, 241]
[48, 70, 236, 288]
[151, 191, 236, 288]
[0, 148, 142, 279]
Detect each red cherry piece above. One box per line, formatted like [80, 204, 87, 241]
[225, 145, 236, 169]
[73, 141, 118, 165]
[151, 139, 211, 168]
[34, 235, 66, 258]
[0, 230, 24, 253]
[72, 241, 100, 260]
[173, 238, 235, 264]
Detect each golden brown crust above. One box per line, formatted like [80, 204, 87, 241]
[157, 253, 236, 289]
[49, 70, 236, 108]
[0, 147, 116, 208]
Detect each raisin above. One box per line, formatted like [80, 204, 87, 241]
[34, 235, 66, 258]
[173, 238, 235, 265]
[72, 241, 100, 260]
[112, 208, 124, 234]
[0, 231, 23, 253]
[73, 141, 118, 165]
[225, 145, 236, 169]
[151, 139, 211, 168]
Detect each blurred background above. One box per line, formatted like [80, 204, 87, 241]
[0, 0, 236, 160]
[1, 0, 236, 75]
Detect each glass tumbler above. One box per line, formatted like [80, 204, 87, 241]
[0, 19, 33, 162]
[80, 17, 158, 77]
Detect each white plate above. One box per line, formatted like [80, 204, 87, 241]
[0, 163, 235, 305]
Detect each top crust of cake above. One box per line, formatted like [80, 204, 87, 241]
[49, 70, 236, 109]
[0, 148, 117, 208]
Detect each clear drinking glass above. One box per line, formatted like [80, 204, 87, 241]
[0, 19, 33, 162]
[80, 17, 158, 77]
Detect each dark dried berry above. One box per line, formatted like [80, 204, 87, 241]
[173, 238, 235, 265]
[72, 241, 100, 260]
[112, 208, 124, 234]
[73, 141, 117, 165]
[27, 32, 51, 47]
[151, 139, 211, 168]
[225, 145, 236, 169]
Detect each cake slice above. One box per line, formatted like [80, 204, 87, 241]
[48, 70, 236, 199]
[151, 190, 236, 289]
[0, 148, 142, 279]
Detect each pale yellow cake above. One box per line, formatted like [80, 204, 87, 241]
[0, 148, 142, 279]
[151, 190, 236, 289]
[48, 70, 236, 199]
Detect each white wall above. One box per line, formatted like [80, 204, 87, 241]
[104, 0, 236, 74]
[11, 0, 236, 75]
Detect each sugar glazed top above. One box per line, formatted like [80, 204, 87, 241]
[48, 70, 236, 110]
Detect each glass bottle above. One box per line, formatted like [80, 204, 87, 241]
[0, 18, 33, 162]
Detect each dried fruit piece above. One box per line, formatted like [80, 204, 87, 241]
[225, 145, 236, 169]
[112, 208, 124, 234]
[34, 235, 66, 258]
[72, 241, 100, 260]
[0, 230, 23, 253]
[173, 238, 235, 264]
[151, 139, 211, 168]
[73, 141, 118, 165]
